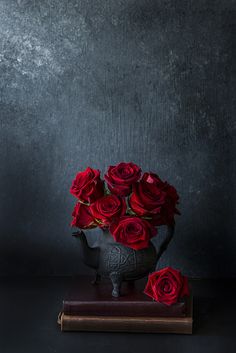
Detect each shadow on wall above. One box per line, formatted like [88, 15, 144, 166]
[0, 103, 95, 276]
[0, 124, 50, 274]
[0, 102, 63, 275]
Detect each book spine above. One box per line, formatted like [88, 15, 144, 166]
[59, 313, 192, 334]
[63, 302, 187, 317]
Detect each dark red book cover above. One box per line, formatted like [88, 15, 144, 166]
[63, 276, 188, 317]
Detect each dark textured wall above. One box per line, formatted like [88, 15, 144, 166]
[0, 0, 235, 277]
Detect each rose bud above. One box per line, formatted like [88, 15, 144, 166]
[130, 172, 179, 225]
[70, 167, 104, 204]
[71, 203, 97, 229]
[90, 194, 127, 227]
[144, 267, 190, 305]
[105, 162, 141, 197]
[110, 216, 157, 250]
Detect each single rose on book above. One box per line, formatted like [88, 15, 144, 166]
[144, 267, 190, 305]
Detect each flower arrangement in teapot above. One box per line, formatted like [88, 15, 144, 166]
[70, 162, 179, 251]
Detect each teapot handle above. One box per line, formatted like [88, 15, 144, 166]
[156, 224, 175, 261]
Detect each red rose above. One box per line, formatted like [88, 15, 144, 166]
[130, 173, 179, 225]
[71, 203, 96, 229]
[110, 216, 157, 250]
[105, 162, 141, 197]
[90, 194, 127, 227]
[70, 167, 104, 204]
[144, 267, 189, 305]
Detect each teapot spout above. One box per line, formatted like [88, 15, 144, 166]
[72, 230, 100, 270]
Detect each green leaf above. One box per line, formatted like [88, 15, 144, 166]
[78, 199, 90, 206]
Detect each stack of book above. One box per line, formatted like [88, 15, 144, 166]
[58, 276, 193, 334]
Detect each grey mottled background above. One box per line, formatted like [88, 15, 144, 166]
[0, 0, 235, 277]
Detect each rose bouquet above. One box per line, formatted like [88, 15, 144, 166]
[70, 162, 180, 251]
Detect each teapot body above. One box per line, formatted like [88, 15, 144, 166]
[98, 240, 158, 281]
[75, 226, 174, 297]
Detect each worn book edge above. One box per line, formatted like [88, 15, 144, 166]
[58, 296, 193, 334]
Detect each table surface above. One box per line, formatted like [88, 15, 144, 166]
[1, 277, 236, 353]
